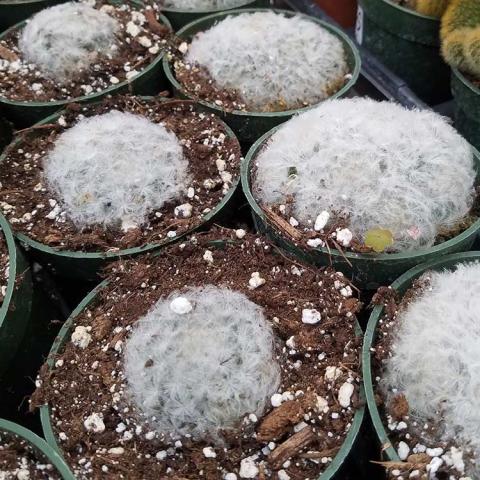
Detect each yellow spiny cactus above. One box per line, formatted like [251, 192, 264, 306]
[441, 0, 480, 78]
[414, 0, 451, 18]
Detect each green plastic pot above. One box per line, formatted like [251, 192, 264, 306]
[242, 128, 480, 290]
[0, 213, 32, 378]
[1, 100, 242, 282]
[39, 248, 366, 480]
[452, 68, 480, 151]
[362, 251, 480, 466]
[162, 0, 267, 31]
[357, 0, 450, 104]
[0, 12, 172, 128]
[0, 0, 63, 32]
[163, 8, 361, 145]
[0, 418, 75, 479]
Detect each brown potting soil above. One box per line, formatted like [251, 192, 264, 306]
[32, 228, 363, 480]
[0, 1, 170, 102]
[371, 282, 475, 480]
[0, 96, 241, 252]
[0, 229, 8, 305]
[0, 430, 61, 480]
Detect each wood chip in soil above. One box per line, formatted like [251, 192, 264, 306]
[0, 429, 61, 479]
[32, 228, 363, 480]
[0, 0, 169, 102]
[0, 96, 241, 252]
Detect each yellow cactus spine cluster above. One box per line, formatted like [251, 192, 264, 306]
[441, 0, 480, 78]
[414, 0, 451, 18]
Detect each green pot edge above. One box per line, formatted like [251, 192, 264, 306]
[0, 418, 75, 479]
[361, 250, 480, 462]
[363, 0, 438, 21]
[241, 127, 480, 264]
[0, 212, 18, 329]
[161, 0, 259, 15]
[40, 268, 366, 480]
[0, 11, 172, 110]
[162, 7, 362, 119]
[0, 96, 241, 260]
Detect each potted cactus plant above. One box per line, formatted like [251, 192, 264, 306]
[156, 0, 267, 30]
[32, 228, 365, 480]
[357, 0, 451, 104]
[242, 97, 480, 288]
[0, 0, 172, 127]
[163, 8, 360, 143]
[0, 96, 242, 281]
[441, 0, 480, 151]
[363, 251, 480, 480]
[0, 418, 74, 479]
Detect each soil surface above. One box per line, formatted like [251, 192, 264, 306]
[0, 228, 8, 305]
[32, 228, 363, 480]
[371, 282, 475, 480]
[0, 1, 170, 102]
[250, 162, 480, 256]
[0, 96, 241, 253]
[0, 429, 60, 479]
[171, 46, 350, 113]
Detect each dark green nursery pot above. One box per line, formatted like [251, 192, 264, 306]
[362, 251, 480, 465]
[39, 242, 366, 480]
[242, 128, 480, 290]
[0, 0, 62, 32]
[0, 12, 171, 128]
[357, 0, 450, 104]
[1, 100, 242, 282]
[452, 68, 480, 152]
[163, 8, 361, 145]
[0, 213, 32, 378]
[162, 0, 267, 31]
[0, 418, 75, 479]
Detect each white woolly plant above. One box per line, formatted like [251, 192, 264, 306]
[381, 262, 480, 476]
[162, 0, 246, 11]
[254, 98, 475, 252]
[44, 110, 190, 231]
[185, 11, 348, 111]
[19, 2, 119, 81]
[124, 285, 281, 442]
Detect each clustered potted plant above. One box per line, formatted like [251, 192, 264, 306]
[243, 97, 480, 288]
[163, 8, 360, 142]
[0, 95, 242, 280]
[364, 251, 480, 479]
[0, 0, 172, 126]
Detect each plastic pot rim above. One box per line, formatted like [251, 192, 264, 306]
[0, 0, 48, 5]
[361, 250, 480, 462]
[162, 7, 361, 119]
[241, 127, 480, 263]
[2, 97, 241, 260]
[0, 213, 19, 331]
[40, 265, 365, 480]
[363, 0, 438, 21]
[0, 11, 172, 110]
[0, 418, 75, 480]
[452, 67, 480, 96]
[160, 0, 257, 15]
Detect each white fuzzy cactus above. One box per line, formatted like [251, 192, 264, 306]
[254, 98, 475, 252]
[381, 262, 480, 476]
[124, 285, 280, 441]
[44, 110, 190, 230]
[185, 11, 348, 111]
[163, 0, 246, 11]
[19, 2, 119, 81]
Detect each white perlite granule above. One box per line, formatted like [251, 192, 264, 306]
[124, 285, 280, 441]
[254, 98, 475, 252]
[185, 11, 348, 111]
